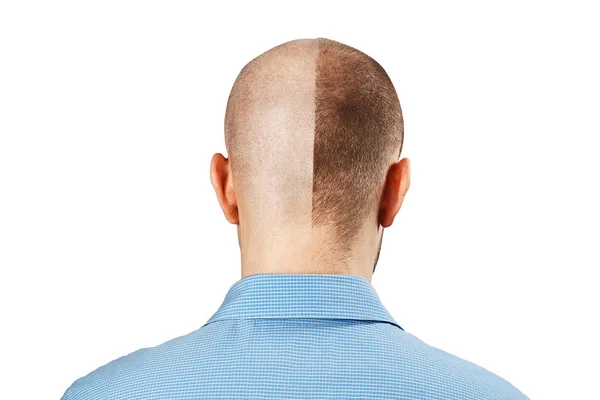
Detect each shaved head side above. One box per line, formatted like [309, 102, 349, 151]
[223, 38, 403, 269]
[224, 39, 318, 202]
[313, 38, 404, 255]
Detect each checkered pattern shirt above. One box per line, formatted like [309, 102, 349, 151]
[61, 273, 528, 399]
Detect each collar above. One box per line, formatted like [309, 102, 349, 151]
[201, 273, 403, 330]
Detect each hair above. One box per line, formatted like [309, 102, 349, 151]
[224, 38, 403, 259]
[313, 38, 404, 254]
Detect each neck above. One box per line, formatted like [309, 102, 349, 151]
[238, 221, 382, 283]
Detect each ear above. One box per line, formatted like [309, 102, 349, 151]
[209, 153, 239, 224]
[378, 158, 411, 228]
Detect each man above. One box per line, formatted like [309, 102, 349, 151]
[62, 38, 528, 399]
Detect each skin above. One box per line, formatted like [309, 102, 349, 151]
[209, 39, 411, 283]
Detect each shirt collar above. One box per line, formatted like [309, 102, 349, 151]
[201, 273, 403, 331]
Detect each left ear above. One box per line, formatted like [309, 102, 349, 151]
[209, 153, 239, 224]
[378, 158, 411, 228]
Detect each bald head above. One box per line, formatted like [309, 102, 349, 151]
[220, 37, 404, 271]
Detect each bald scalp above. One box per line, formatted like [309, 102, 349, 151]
[224, 39, 318, 233]
[224, 38, 403, 255]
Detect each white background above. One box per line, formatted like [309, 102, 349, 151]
[1, 1, 598, 399]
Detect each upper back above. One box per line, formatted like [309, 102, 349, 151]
[62, 274, 528, 400]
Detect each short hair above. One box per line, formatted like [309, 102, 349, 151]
[313, 38, 403, 254]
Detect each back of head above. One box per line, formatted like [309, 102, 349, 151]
[224, 38, 403, 264]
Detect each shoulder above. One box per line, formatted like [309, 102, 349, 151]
[60, 329, 206, 400]
[384, 329, 529, 400]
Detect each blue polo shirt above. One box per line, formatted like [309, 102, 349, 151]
[61, 273, 528, 399]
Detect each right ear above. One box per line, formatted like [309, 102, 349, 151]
[209, 153, 239, 224]
[378, 158, 411, 228]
